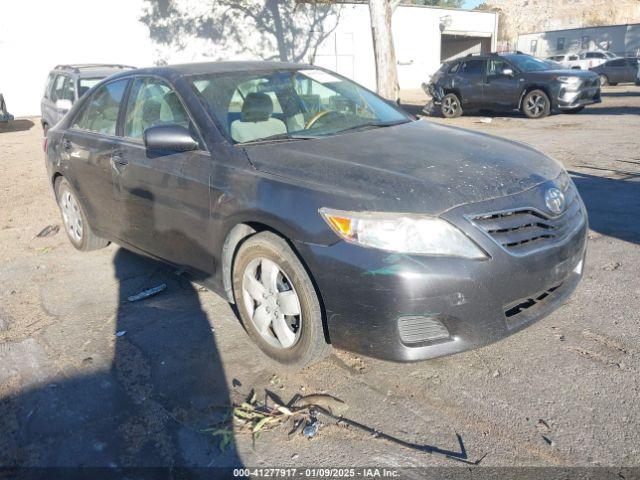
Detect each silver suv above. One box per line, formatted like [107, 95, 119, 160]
[41, 64, 133, 134]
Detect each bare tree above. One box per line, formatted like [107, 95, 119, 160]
[369, 0, 400, 101]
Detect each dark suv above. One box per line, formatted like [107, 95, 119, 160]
[427, 53, 601, 119]
[45, 61, 587, 368]
[41, 64, 134, 134]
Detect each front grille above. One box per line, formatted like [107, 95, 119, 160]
[469, 182, 584, 256]
[504, 283, 562, 328]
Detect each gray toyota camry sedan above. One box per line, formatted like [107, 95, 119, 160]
[45, 61, 587, 368]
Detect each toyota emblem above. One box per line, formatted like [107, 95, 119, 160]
[545, 188, 565, 215]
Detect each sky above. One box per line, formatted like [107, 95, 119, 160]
[463, 0, 484, 8]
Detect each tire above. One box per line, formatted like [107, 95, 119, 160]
[521, 89, 551, 119]
[232, 231, 331, 369]
[564, 106, 585, 114]
[55, 177, 109, 251]
[441, 93, 463, 118]
[599, 74, 609, 87]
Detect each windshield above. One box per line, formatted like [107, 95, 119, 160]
[505, 55, 551, 72]
[189, 68, 410, 144]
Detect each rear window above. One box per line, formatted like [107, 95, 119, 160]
[460, 60, 483, 75]
[607, 59, 626, 67]
[79, 78, 104, 98]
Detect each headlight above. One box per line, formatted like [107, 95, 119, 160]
[556, 76, 581, 88]
[319, 208, 487, 259]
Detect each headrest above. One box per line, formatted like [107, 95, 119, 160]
[142, 99, 161, 125]
[241, 92, 273, 122]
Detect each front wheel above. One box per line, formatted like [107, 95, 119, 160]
[599, 74, 609, 87]
[55, 177, 109, 251]
[522, 89, 551, 119]
[232, 232, 331, 370]
[441, 93, 463, 118]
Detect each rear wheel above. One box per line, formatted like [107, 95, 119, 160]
[441, 93, 463, 118]
[599, 74, 609, 87]
[522, 89, 551, 119]
[55, 177, 109, 251]
[232, 232, 331, 370]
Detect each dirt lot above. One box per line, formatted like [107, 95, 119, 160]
[1, 87, 639, 472]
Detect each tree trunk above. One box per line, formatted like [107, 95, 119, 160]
[368, 0, 399, 101]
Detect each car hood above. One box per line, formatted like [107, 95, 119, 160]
[243, 120, 564, 215]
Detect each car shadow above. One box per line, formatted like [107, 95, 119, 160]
[0, 119, 34, 133]
[600, 90, 640, 97]
[569, 170, 640, 245]
[0, 190, 243, 472]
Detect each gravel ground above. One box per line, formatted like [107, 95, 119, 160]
[0, 87, 639, 472]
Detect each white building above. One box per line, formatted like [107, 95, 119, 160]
[517, 23, 640, 58]
[0, 1, 497, 117]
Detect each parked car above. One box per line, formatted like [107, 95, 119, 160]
[0, 93, 14, 123]
[45, 61, 587, 368]
[41, 64, 134, 134]
[427, 52, 601, 119]
[637, 65, 640, 85]
[576, 50, 618, 70]
[591, 57, 640, 86]
[545, 53, 581, 69]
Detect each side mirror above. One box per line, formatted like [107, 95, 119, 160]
[143, 124, 198, 154]
[502, 68, 514, 76]
[55, 99, 73, 112]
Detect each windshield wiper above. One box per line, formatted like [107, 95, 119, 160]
[240, 132, 319, 145]
[335, 120, 411, 135]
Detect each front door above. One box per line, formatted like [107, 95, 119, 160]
[483, 59, 521, 110]
[112, 77, 215, 276]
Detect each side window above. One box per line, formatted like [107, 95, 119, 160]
[72, 79, 128, 136]
[51, 75, 67, 102]
[60, 77, 76, 102]
[487, 59, 510, 77]
[44, 74, 55, 99]
[448, 62, 460, 73]
[568, 55, 579, 61]
[123, 78, 190, 140]
[461, 60, 483, 75]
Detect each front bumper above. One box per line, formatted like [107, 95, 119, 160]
[556, 84, 601, 109]
[296, 180, 588, 362]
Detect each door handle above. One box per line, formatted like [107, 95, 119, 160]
[110, 151, 128, 166]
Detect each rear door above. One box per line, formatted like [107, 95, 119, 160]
[483, 58, 521, 110]
[61, 78, 130, 236]
[112, 76, 215, 274]
[455, 59, 485, 109]
[624, 59, 639, 82]
[603, 59, 625, 83]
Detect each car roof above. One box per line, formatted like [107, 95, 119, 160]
[52, 64, 135, 78]
[106, 60, 314, 81]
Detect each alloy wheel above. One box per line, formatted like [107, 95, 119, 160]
[442, 96, 459, 117]
[525, 93, 547, 117]
[242, 257, 302, 349]
[60, 189, 84, 243]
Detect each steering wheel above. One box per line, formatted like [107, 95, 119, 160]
[305, 109, 339, 129]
